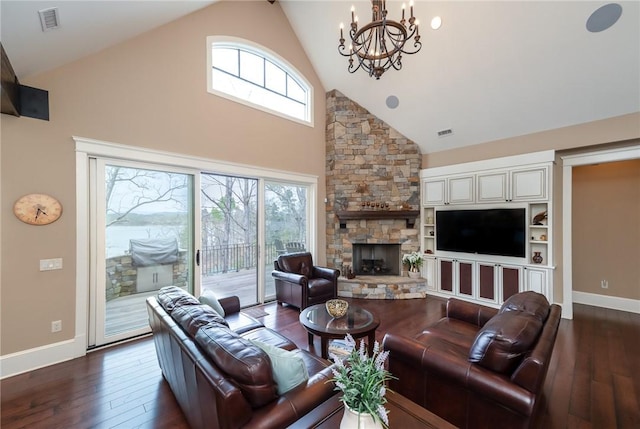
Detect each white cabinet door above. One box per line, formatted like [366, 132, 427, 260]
[525, 267, 548, 297]
[424, 257, 437, 291]
[448, 175, 475, 204]
[511, 167, 547, 201]
[423, 179, 446, 205]
[477, 171, 508, 203]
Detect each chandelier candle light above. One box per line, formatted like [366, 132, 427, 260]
[338, 0, 422, 79]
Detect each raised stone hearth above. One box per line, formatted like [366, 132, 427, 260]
[338, 275, 427, 300]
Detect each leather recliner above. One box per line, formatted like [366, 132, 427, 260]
[272, 252, 339, 310]
[382, 291, 562, 429]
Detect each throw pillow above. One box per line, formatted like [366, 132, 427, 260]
[468, 312, 542, 374]
[249, 339, 309, 395]
[499, 291, 550, 321]
[199, 289, 226, 317]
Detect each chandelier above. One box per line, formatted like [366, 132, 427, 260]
[338, 0, 422, 79]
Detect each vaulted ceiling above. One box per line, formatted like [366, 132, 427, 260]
[2, 1, 638, 154]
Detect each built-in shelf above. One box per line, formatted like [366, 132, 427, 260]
[336, 210, 420, 229]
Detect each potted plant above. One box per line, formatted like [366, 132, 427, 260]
[329, 334, 395, 428]
[402, 252, 424, 278]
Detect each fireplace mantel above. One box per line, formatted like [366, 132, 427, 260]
[335, 210, 420, 229]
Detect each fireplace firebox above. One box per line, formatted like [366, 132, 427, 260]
[352, 243, 401, 276]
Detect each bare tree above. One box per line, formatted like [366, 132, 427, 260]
[105, 166, 189, 227]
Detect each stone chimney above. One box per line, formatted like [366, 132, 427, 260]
[325, 90, 422, 273]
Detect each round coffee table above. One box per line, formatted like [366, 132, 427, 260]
[299, 303, 380, 359]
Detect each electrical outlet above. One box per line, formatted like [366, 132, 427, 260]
[51, 320, 62, 332]
[601, 280, 609, 289]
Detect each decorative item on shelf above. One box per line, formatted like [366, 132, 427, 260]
[425, 249, 433, 254]
[540, 234, 547, 241]
[342, 264, 356, 279]
[338, 0, 422, 80]
[329, 334, 395, 428]
[532, 210, 548, 225]
[532, 251, 543, 264]
[429, 231, 434, 236]
[326, 299, 349, 318]
[402, 251, 423, 278]
[427, 216, 433, 224]
[356, 182, 369, 194]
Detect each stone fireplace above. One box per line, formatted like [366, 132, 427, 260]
[324, 90, 427, 299]
[352, 243, 401, 276]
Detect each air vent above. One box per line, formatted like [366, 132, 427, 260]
[437, 128, 453, 137]
[39, 7, 60, 32]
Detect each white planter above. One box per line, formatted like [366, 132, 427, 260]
[340, 405, 383, 429]
[408, 270, 421, 279]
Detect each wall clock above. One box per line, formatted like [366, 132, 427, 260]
[13, 193, 63, 225]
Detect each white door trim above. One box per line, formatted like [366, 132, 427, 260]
[561, 145, 640, 319]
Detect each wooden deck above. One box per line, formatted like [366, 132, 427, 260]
[105, 268, 274, 336]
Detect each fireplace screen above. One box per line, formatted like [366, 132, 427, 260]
[352, 244, 401, 276]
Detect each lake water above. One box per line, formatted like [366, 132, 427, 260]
[106, 225, 184, 258]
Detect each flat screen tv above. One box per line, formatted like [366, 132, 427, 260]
[436, 208, 526, 258]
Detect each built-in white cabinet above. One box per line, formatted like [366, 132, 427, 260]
[422, 174, 474, 206]
[477, 166, 548, 203]
[420, 151, 555, 307]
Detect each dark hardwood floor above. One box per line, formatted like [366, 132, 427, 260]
[2, 297, 639, 428]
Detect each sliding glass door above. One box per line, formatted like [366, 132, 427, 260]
[264, 181, 309, 298]
[83, 139, 317, 349]
[90, 159, 194, 347]
[200, 173, 258, 307]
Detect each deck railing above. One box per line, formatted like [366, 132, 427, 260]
[201, 243, 301, 274]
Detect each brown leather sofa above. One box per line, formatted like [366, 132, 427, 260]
[272, 252, 339, 310]
[146, 286, 336, 429]
[382, 291, 561, 429]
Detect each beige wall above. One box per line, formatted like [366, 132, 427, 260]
[0, 1, 326, 355]
[572, 160, 640, 300]
[423, 112, 640, 168]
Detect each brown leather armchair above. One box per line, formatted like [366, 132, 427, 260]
[382, 292, 561, 429]
[272, 252, 340, 310]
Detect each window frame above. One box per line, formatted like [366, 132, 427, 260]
[207, 36, 314, 127]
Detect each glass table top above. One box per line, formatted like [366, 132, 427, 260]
[303, 304, 375, 334]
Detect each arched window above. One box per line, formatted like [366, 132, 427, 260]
[207, 36, 313, 126]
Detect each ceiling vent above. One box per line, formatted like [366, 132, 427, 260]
[437, 128, 454, 138]
[39, 7, 60, 32]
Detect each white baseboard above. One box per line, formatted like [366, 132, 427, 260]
[0, 335, 86, 380]
[572, 291, 640, 314]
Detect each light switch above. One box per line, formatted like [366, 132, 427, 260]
[40, 258, 63, 271]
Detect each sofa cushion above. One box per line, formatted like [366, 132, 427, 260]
[195, 324, 278, 408]
[157, 285, 200, 312]
[170, 304, 229, 336]
[499, 291, 550, 322]
[198, 289, 226, 317]
[249, 339, 309, 395]
[469, 312, 543, 374]
[417, 317, 480, 350]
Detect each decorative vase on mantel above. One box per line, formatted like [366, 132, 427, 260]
[340, 404, 383, 429]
